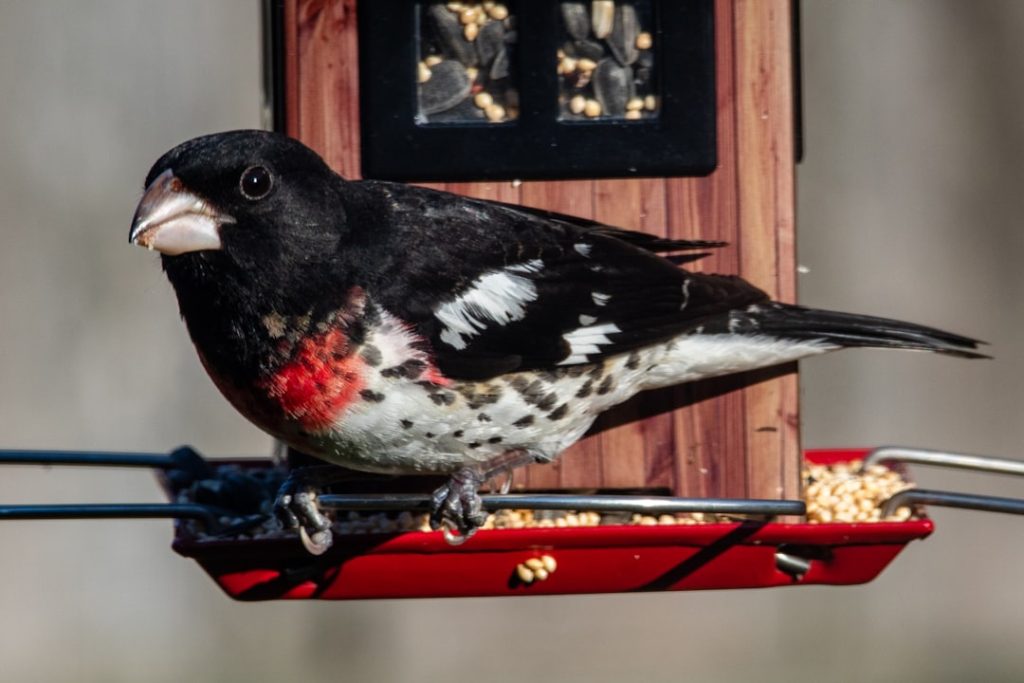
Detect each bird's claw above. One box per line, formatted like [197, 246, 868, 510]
[430, 467, 488, 545]
[274, 486, 334, 555]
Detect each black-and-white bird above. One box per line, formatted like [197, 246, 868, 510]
[129, 130, 985, 551]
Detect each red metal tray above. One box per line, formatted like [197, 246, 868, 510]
[171, 448, 933, 600]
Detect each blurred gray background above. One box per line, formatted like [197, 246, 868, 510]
[0, 1, 1022, 681]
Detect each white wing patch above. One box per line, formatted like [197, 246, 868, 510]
[680, 278, 691, 311]
[592, 291, 611, 306]
[574, 243, 592, 257]
[436, 260, 543, 350]
[558, 322, 622, 365]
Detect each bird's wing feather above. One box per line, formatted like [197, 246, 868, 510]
[486, 199, 728, 256]
[356, 182, 769, 380]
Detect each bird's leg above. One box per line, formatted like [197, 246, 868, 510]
[273, 465, 355, 555]
[430, 450, 537, 545]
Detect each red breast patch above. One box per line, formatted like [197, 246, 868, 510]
[260, 328, 365, 431]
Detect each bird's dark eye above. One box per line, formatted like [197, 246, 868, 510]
[239, 165, 273, 200]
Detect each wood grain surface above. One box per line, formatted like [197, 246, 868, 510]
[282, 0, 799, 500]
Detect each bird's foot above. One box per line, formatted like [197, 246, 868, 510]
[430, 466, 488, 545]
[429, 451, 536, 545]
[273, 466, 343, 555]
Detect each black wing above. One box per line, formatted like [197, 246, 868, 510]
[351, 181, 768, 380]
[488, 199, 728, 260]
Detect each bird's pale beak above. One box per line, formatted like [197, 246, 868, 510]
[129, 169, 232, 255]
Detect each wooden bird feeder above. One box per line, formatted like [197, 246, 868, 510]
[272, 0, 802, 505]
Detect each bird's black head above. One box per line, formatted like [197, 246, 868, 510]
[131, 130, 344, 271]
[130, 130, 359, 366]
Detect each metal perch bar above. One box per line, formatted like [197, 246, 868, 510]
[318, 493, 807, 518]
[862, 446, 1024, 477]
[881, 489, 1024, 518]
[0, 503, 220, 527]
[0, 450, 179, 468]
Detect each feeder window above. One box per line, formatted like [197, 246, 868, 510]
[359, 0, 716, 181]
[416, 2, 520, 124]
[556, 1, 658, 122]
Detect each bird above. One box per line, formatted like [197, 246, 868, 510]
[129, 130, 985, 552]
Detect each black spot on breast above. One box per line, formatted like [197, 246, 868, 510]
[488, 436, 503, 444]
[400, 419, 414, 429]
[468, 442, 481, 449]
[588, 363, 605, 379]
[381, 359, 426, 379]
[477, 413, 492, 422]
[347, 320, 367, 345]
[427, 392, 456, 406]
[510, 376, 556, 410]
[596, 376, 615, 395]
[565, 365, 587, 378]
[513, 414, 535, 428]
[362, 300, 382, 327]
[359, 389, 386, 402]
[453, 430, 464, 438]
[425, 432, 435, 439]
[576, 379, 594, 399]
[625, 351, 641, 370]
[466, 386, 501, 410]
[536, 392, 558, 412]
[359, 344, 383, 367]
[548, 403, 569, 420]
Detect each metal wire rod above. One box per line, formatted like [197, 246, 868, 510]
[882, 489, 1024, 518]
[862, 446, 1024, 477]
[0, 447, 214, 483]
[0, 450, 178, 468]
[0, 503, 220, 527]
[318, 493, 806, 517]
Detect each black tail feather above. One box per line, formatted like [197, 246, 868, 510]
[753, 303, 989, 359]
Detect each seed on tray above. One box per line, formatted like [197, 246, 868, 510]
[803, 459, 916, 523]
[516, 554, 558, 584]
[524, 557, 545, 571]
[516, 563, 535, 584]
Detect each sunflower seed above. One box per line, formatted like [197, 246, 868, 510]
[607, 3, 640, 66]
[475, 18, 506, 66]
[591, 0, 615, 39]
[593, 58, 633, 117]
[419, 59, 472, 115]
[560, 2, 590, 41]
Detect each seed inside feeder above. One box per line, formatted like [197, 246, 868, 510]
[557, 0, 658, 121]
